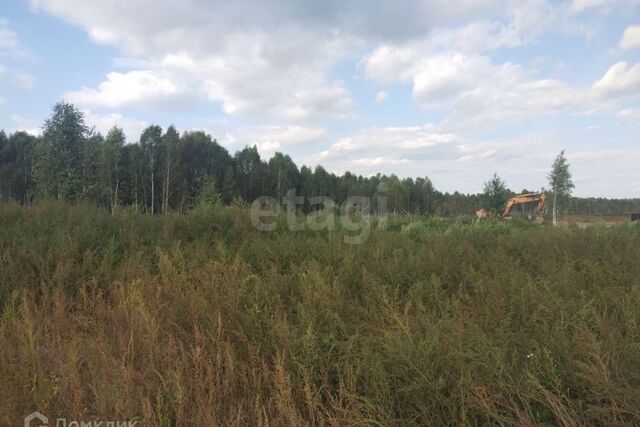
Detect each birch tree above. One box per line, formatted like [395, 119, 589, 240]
[548, 150, 574, 226]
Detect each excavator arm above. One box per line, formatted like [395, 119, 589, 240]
[503, 193, 546, 218]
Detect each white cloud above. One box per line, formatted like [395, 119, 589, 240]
[27, 0, 578, 123]
[412, 54, 481, 103]
[8, 114, 41, 135]
[65, 33, 355, 120]
[65, 70, 186, 109]
[568, 0, 638, 13]
[0, 66, 36, 90]
[367, 50, 587, 128]
[13, 71, 36, 90]
[222, 125, 327, 148]
[29, 0, 363, 120]
[112, 56, 150, 69]
[594, 61, 640, 97]
[618, 108, 640, 120]
[307, 126, 559, 193]
[375, 91, 389, 102]
[569, 0, 611, 13]
[361, 1, 600, 128]
[28, 0, 515, 53]
[0, 18, 33, 59]
[351, 157, 411, 166]
[619, 25, 640, 50]
[316, 124, 459, 164]
[456, 139, 546, 162]
[0, 20, 36, 103]
[255, 141, 281, 157]
[83, 110, 149, 142]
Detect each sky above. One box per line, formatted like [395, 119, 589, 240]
[1, 0, 639, 198]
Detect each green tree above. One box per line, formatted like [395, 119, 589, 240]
[12, 132, 37, 204]
[33, 102, 89, 200]
[81, 133, 105, 203]
[234, 146, 263, 201]
[0, 131, 10, 201]
[415, 177, 435, 214]
[140, 125, 162, 213]
[267, 152, 300, 202]
[120, 143, 144, 211]
[548, 150, 574, 226]
[161, 126, 179, 214]
[482, 173, 510, 213]
[103, 127, 125, 213]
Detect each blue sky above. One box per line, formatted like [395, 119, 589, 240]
[1, 0, 639, 197]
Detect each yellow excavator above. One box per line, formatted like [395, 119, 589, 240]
[502, 192, 547, 220]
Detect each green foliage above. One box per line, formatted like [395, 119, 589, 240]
[549, 150, 574, 198]
[549, 150, 575, 223]
[483, 172, 512, 213]
[32, 102, 90, 200]
[0, 131, 36, 204]
[196, 178, 221, 208]
[103, 127, 125, 210]
[1, 202, 639, 425]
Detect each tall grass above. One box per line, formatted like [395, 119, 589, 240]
[1, 201, 639, 425]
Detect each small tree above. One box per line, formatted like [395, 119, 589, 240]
[548, 150, 574, 226]
[483, 173, 510, 214]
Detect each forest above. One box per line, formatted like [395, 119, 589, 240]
[1, 102, 639, 217]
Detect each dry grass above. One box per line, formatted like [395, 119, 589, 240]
[1, 202, 640, 425]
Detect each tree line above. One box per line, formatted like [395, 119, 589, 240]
[0, 102, 638, 216]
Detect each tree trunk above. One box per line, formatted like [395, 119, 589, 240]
[163, 151, 171, 215]
[277, 168, 281, 201]
[552, 191, 558, 226]
[112, 158, 119, 215]
[134, 173, 139, 213]
[150, 156, 155, 214]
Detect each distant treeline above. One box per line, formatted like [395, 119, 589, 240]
[1, 102, 638, 216]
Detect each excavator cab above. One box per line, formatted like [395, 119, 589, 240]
[503, 192, 547, 221]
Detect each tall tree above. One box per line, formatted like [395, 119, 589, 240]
[267, 152, 300, 201]
[140, 125, 162, 213]
[5, 132, 37, 204]
[483, 173, 510, 213]
[415, 177, 435, 214]
[548, 150, 574, 226]
[33, 102, 89, 200]
[103, 127, 125, 214]
[81, 133, 105, 203]
[0, 131, 10, 201]
[120, 143, 144, 211]
[161, 126, 179, 214]
[234, 146, 262, 201]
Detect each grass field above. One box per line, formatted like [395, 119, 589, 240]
[1, 202, 640, 425]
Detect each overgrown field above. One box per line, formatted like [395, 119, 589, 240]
[1, 202, 640, 426]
